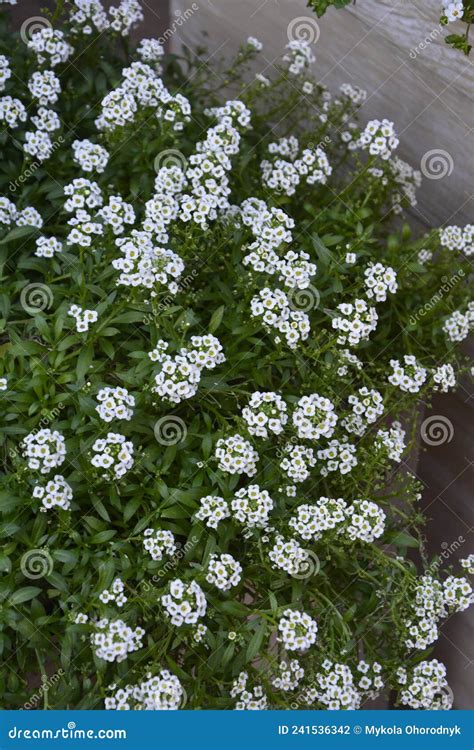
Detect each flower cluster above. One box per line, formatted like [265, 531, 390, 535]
[374, 421, 406, 462]
[151, 335, 225, 404]
[342, 387, 384, 436]
[364, 263, 398, 302]
[143, 528, 176, 561]
[194, 495, 230, 529]
[95, 386, 135, 422]
[27, 28, 73, 67]
[68, 304, 98, 332]
[90, 432, 134, 480]
[72, 139, 110, 173]
[91, 618, 145, 663]
[250, 287, 310, 349]
[289, 497, 347, 541]
[105, 670, 184, 710]
[272, 659, 304, 691]
[278, 609, 318, 652]
[22, 429, 66, 474]
[442, 304, 474, 342]
[345, 499, 386, 543]
[388, 355, 427, 393]
[160, 579, 207, 627]
[99, 577, 127, 608]
[215, 435, 259, 477]
[206, 553, 242, 591]
[231, 485, 273, 528]
[268, 535, 312, 577]
[332, 299, 378, 347]
[292, 393, 337, 440]
[440, 224, 473, 257]
[279, 443, 316, 483]
[396, 660, 452, 710]
[317, 438, 357, 476]
[241, 391, 288, 438]
[357, 119, 399, 160]
[305, 660, 383, 709]
[33, 474, 73, 511]
[231, 672, 268, 710]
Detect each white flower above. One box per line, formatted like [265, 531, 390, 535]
[143, 528, 176, 561]
[293, 393, 338, 440]
[22, 428, 66, 474]
[105, 670, 184, 710]
[357, 118, 399, 160]
[278, 609, 318, 651]
[388, 354, 427, 393]
[99, 577, 127, 608]
[194, 495, 230, 529]
[91, 618, 145, 662]
[95, 386, 135, 422]
[231, 484, 273, 528]
[27, 28, 73, 67]
[215, 434, 259, 477]
[161, 579, 207, 627]
[68, 305, 98, 333]
[33, 474, 72, 511]
[90, 432, 134, 479]
[72, 139, 110, 173]
[241, 391, 288, 438]
[28, 70, 61, 106]
[231, 671, 267, 710]
[35, 236, 63, 258]
[332, 299, 378, 347]
[397, 660, 452, 709]
[206, 553, 242, 591]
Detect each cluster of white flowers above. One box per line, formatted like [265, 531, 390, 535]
[137, 38, 164, 64]
[460, 554, 474, 575]
[289, 497, 347, 541]
[68, 304, 98, 333]
[332, 299, 378, 347]
[418, 248, 433, 264]
[278, 608, 318, 651]
[0, 377, 7, 390]
[442, 304, 474, 342]
[292, 393, 337, 441]
[261, 137, 331, 196]
[345, 499, 386, 543]
[113, 230, 184, 295]
[231, 484, 273, 528]
[91, 618, 145, 662]
[342, 387, 384, 436]
[340, 83, 367, 105]
[23, 129, 59, 162]
[403, 574, 473, 650]
[0, 54, 11, 91]
[388, 354, 427, 393]
[364, 263, 398, 302]
[268, 535, 312, 577]
[230, 672, 268, 710]
[27, 28, 73, 67]
[396, 660, 452, 709]
[432, 363, 456, 392]
[31, 107, 60, 134]
[283, 40, 315, 76]
[194, 495, 230, 529]
[390, 156, 422, 212]
[28, 70, 61, 106]
[90, 432, 134, 480]
[246, 36, 263, 52]
[336, 349, 363, 377]
[96, 62, 190, 135]
[241, 197, 294, 271]
[250, 287, 311, 349]
[357, 119, 399, 160]
[108, 0, 144, 35]
[72, 139, 109, 173]
[69, 0, 110, 35]
[97, 195, 135, 235]
[143, 528, 176, 561]
[305, 659, 383, 709]
[105, 670, 184, 710]
[22, 428, 67, 474]
[215, 435, 259, 477]
[150, 335, 225, 404]
[67, 208, 103, 247]
[34, 236, 62, 258]
[272, 659, 304, 691]
[32, 474, 73, 511]
[206, 553, 242, 591]
[241, 391, 288, 438]
[439, 223, 473, 256]
[95, 386, 135, 422]
[317, 438, 357, 476]
[374, 421, 406, 462]
[279, 443, 316, 483]
[161, 579, 207, 627]
[63, 178, 103, 212]
[442, 1, 464, 23]
[99, 577, 127, 608]
[0, 95, 27, 128]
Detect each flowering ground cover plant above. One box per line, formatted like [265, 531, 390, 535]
[0, 1, 473, 711]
